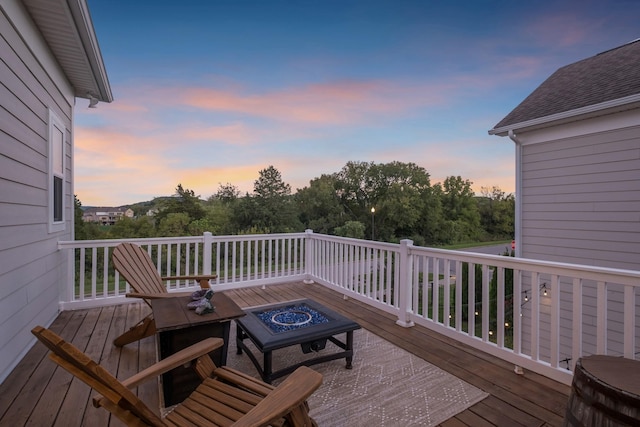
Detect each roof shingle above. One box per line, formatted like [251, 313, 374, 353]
[491, 39, 640, 131]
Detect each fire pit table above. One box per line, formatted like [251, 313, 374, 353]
[235, 299, 361, 383]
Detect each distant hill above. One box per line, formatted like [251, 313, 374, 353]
[80, 194, 197, 218]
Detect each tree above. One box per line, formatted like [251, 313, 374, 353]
[438, 176, 481, 242]
[478, 186, 514, 238]
[155, 184, 206, 226]
[295, 174, 345, 234]
[157, 212, 192, 236]
[204, 183, 243, 235]
[211, 182, 241, 203]
[254, 166, 291, 199]
[107, 216, 155, 238]
[251, 166, 302, 233]
[332, 161, 443, 243]
[334, 161, 374, 220]
[74, 195, 86, 239]
[367, 162, 433, 242]
[334, 221, 365, 239]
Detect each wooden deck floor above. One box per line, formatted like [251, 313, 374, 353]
[0, 281, 570, 426]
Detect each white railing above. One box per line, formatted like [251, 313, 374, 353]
[57, 232, 307, 309]
[58, 231, 640, 385]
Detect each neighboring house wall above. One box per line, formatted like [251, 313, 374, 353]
[517, 110, 640, 270]
[513, 110, 640, 363]
[0, 0, 75, 382]
[490, 40, 640, 365]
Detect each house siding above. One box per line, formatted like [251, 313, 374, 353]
[516, 112, 640, 363]
[0, 1, 74, 382]
[521, 125, 640, 270]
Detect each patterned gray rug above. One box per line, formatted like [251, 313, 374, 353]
[226, 323, 488, 426]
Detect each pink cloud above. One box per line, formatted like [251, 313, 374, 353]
[181, 122, 260, 146]
[524, 14, 596, 48]
[179, 79, 446, 125]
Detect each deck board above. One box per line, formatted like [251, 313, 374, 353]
[0, 281, 570, 426]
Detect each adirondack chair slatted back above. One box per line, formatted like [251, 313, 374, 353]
[31, 326, 164, 426]
[112, 242, 168, 297]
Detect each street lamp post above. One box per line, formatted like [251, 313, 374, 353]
[371, 207, 375, 240]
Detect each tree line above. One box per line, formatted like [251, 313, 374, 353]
[75, 161, 514, 246]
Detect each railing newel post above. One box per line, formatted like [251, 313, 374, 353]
[203, 231, 213, 278]
[396, 239, 415, 328]
[303, 229, 314, 284]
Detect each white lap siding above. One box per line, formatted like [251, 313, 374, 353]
[0, 0, 74, 383]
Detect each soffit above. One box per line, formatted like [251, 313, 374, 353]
[22, 0, 112, 102]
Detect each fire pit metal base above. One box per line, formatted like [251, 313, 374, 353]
[235, 299, 360, 383]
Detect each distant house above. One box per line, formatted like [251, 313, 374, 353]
[83, 207, 134, 225]
[489, 39, 640, 271]
[489, 40, 640, 360]
[0, 0, 112, 382]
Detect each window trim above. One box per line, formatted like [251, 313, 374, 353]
[48, 109, 66, 233]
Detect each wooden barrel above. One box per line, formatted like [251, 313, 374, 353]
[563, 355, 640, 426]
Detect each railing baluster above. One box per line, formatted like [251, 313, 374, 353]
[79, 247, 86, 300]
[596, 281, 607, 354]
[550, 275, 560, 368]
[623, 284, 635, 358]
[482, 264, 489, 341]
[467, 262, 475, 337]
[443, 259, 451, 328]
[103, 247, 109, 298]
[455, 260, 463, 332]
[531, 271, 540, 361]
[497, 266, 505, 346]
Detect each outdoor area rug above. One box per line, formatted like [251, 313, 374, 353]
[226, 323, 488, 426]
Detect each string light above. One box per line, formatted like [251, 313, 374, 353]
[521, 283, 549, 308]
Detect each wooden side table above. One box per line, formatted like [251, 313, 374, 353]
[151, 292, 245, 406]
[564, 355, 640, 426]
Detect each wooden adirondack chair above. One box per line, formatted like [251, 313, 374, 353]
[32, 326, 322, 427]
[111, 242, 218, 347]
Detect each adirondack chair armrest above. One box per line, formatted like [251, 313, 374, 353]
[230, 366, 322, 427]
[162, 274, 217, 281]
[162, 274, 217, 288]
[93, 337, 223, 407]
[122, 337, 224, 389]
[125, 291, 193, 299]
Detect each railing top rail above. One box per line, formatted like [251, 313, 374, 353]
[309, 233, 400, 250]
[58, 232, 309, 250]
[209, 232, 307, 242]
[408, 244, 640, 286]
[58, 235, 205, 249]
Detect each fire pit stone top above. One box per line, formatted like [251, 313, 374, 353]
[256, 302, 329, 333]
[236, 298, 360, 352]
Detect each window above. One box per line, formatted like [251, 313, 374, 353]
[49, 110, 66, 232]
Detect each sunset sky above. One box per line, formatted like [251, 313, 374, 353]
[76, 0, 640, 206]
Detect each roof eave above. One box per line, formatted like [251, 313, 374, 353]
[22, 0, 113, 103]
[489, 93, 640, 137]
[67, 0, 112, 102]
